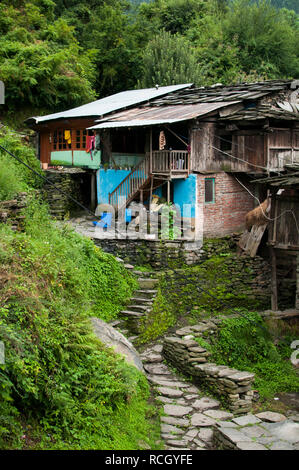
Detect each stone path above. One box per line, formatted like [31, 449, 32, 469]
[113, 267, 299, 451]
[140, 342, 299, 450]
[140, 342, 233, 450]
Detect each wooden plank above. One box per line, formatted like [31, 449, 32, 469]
[238, 223, 267, 257]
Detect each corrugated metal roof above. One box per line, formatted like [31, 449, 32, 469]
[27, 84, 193, 124]
[88, 101, 239, 129]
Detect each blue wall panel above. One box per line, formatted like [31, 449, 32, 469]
[97, 169, 131, 204]
[173, 174, 196, 218]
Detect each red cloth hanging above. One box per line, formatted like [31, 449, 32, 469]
[85, 136, 95, 160]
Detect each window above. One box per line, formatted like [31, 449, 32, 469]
[205, 178, 215, 204]
[52, 130, 71, 151]
[220, 135, 232, 153]
[51, 129, 93, 151]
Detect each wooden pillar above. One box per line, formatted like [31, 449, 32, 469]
[90, 171, 97, 212]
[149, 176, 153, 213]
[270, 246, 278, 311]
[167, 179, 171, 204]
[296, 252, 299, 310]
[150, 128, 153, 174]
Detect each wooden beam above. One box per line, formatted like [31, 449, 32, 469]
[296, 253, 299, 310]
[90, 171, 97, 212]
[270, 247, 278, 311]
[167, 179, 170, 204]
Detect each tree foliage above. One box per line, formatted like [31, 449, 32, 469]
[138, 30, 203, 88]
[0, 0, 298, 118]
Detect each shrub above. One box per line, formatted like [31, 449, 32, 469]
[0, 201, 158, 449]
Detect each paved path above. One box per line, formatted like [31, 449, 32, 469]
[140, 343, 232, 450]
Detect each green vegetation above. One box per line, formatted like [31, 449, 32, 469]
[138, 240, 270, 342]
[0, 128, 42, 200]
[207, 312, 299, 400]
[0, 0, 298, 121]
[0, 130, 160, 449]
[138, 30, 202, 88]
[0, 200, 160, 449]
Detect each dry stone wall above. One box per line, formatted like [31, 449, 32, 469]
[162, 320, 255, 415]
[94, 238, 204, 267]
[0, 192, 28, 230]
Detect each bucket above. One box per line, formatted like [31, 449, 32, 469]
[99, 212, 112, 228]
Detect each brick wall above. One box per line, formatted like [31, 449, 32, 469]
[197, 173, 255, 237]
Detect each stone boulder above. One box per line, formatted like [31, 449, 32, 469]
[91, 317, 144, 372]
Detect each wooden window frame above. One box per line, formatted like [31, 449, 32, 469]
[50, 129, 93, 152]
[205, 177, 215, 204]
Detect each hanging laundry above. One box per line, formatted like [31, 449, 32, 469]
[159, 130, 166, 150]
[64, 130, 72, 144]
[85, 135, 95, 160]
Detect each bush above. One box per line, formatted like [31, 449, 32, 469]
[210, 312, 299, 399]
[0, 127, 42, 201]
[0, 201, 159, 449]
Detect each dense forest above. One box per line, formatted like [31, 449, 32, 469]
[0, 0, 298, 123]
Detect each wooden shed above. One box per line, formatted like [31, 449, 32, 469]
[255, 165, 299, 311]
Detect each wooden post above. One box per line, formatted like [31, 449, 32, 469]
[140, 189, 143, 205]
[270, 246, 278, 311]
[90, 171, 97, 212]
[296, 252, 299, 310]
[167, 179, 170, 204]
[150, 128, 153, 175]
[149, 176, 153, 213]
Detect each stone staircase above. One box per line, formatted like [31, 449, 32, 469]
[118, 268, 158, 336]
[114, 261, 299, 451]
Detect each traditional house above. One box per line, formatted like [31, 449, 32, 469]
[27, 80, 299, 238]
[252, 165, 299, 311]
[88, 79, 299, 237]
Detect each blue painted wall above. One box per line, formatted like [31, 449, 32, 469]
[97, 169, 131, 204]
[173, 174, 196, 218]
[96, 169, 196, 217]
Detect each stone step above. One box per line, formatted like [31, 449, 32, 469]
[138, 278, 159, 289]
[119, 310, 145, 318]
[131, 297, 153, 304]
[126, 304, 151, 313]
[136, 289, 158, 298]
[133, 270, 155, 278]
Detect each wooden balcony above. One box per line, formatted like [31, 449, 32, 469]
[150, 150, 190, 177]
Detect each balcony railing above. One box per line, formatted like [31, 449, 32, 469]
[151, 150, 189, 174]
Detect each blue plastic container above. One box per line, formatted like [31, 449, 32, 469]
[93, 212, 112, 228]
[125, 209, 132, 223]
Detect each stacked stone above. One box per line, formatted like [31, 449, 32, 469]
[119, 272, 158, 334]
[162, 321, 255, 415]
[0, 192, 29, 230]
[94, 238, 204, 268]
[43, 169, 86, 220]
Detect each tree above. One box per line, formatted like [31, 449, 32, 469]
[223, 0, 299, 78]
[0, 0, 96, 117]
[138, 30, 203, 88]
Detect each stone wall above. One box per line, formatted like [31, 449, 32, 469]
[0, 192, 28, 230]
[162, 320, 255, 415]
[93, 238, 204, 267]
[43, 169, 90, 220]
